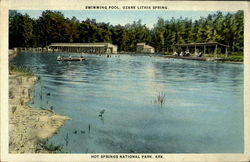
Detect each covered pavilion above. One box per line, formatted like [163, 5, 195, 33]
[48, 43, 118, 54]
[174, 42, 229, 57]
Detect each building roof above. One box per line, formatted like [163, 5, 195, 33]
[49, 43, 117, 48]
[136, 43, 154, 49]
[144, 45, 154, 49]
[174, 42, 229, 47]
[137, 43, 146, 45]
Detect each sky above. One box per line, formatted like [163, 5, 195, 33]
[17, 10, 236, 28]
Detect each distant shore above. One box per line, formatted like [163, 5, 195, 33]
[9, 49, 17, 60]
[9, 60, 71, 153]
[164, 55, 243, 64]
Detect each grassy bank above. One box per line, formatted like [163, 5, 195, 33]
[206, 52, 243, 62]
[163, 52, 243, 63]
[9, 65, 34, 76]
[223, 52, 243, 62]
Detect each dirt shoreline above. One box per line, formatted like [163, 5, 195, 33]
[9, 71, 71, 153]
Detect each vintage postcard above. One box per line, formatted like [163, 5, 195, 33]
[0, 0, 250, 161]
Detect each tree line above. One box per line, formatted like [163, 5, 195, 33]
[9, 10, 243, 53]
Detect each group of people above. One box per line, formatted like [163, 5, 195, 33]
[173, 51, 203, 57]
[173, 51, 190, 57]
[196, 52, 203, 57]
[57, 54, 84, 60]
[57, 55, 62, 60]
[57, 55, 71, 60]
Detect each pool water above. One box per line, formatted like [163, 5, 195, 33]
[12, 52, 244, 153]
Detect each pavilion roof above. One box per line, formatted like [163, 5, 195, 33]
[49, 43, 117, 48]
[174, 42, 229, 47]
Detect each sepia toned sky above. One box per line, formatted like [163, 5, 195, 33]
[18, 10, 236, 28]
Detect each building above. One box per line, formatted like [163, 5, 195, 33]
[136, 43, 155, 53]
[174, 42, 229, 57]
[48, 43, 117, 54]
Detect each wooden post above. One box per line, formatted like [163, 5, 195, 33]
[195, 45, 197, 55]
[214, 44, 217, 58]
[162, 38, 165, 53]
[225, 47, 228, 58]
[204, 45, 206, 55]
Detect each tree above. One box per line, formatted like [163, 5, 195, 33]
[9, 10, 244, 54]
[9, 11, 34, 48]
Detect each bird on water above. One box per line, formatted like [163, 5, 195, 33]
[99, 109, 105, 117]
